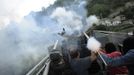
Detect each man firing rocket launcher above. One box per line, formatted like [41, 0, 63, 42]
[83, 32, 107, 66]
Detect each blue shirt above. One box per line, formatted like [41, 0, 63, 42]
[101, 49, 134, 75]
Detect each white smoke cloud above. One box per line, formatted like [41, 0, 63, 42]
[86, 15, 99, 27]
[87, 37, 101, 52]
[51, 7, 83, 31]
[0, 0, 56, 28]
[0, 15, 62, 75]
[50, 7, 84, 37]
[0, 0, 101, 74]
[51, 7, 100, 37]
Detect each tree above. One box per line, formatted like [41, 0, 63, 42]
[121, 7, 134, 19]
[88, 4, 110, 18]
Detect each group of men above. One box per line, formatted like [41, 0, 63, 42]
[49, 35, 134, 75]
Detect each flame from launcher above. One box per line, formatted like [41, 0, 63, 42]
[83, 32, 107, 66]
[86, 37, 101, 52]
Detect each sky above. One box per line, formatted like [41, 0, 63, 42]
[0, 0, 56, 28]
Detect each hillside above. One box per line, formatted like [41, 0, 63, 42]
[86, 0, 134, 32]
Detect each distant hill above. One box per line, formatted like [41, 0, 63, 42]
[86, 0, 134, 32]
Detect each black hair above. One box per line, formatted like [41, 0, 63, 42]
[68, 45, 80, 59]
[69, 50, 79, 59]
[105, 42, 117, 53]
[123, 36, 134, 54]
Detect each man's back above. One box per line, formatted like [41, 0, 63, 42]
[70, 57, 91, 75]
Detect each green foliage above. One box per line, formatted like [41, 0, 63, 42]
[86, 0, 134, 32]
[86, 0, 132, 17]
[86, 0, 111, 18]
[106, 24, 134, 32]
[92, 23, 134, 32]
[54, 0, 75, 6]
[94, 25, 107, 30]
[120, 7, 134, 19]
[88, 4, 110, 18]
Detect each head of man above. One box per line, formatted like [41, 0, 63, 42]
[105, 42, 117, 53]
[123, 36, 134, 54]
[68, 45, 80, 59]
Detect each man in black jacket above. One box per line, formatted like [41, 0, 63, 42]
[69, 45, 96, 75]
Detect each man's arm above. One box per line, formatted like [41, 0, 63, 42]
[81, 51, 97, 69]
[101, 50, 134, 67]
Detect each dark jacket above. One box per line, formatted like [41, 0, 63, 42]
[101, 49, 134, 75]
[70, 57, 91, 75]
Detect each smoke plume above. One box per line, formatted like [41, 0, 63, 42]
[0, 0, 100, 75]
[0, 0, 56, 28]
[87, 37, 101, 52]
[51, 7, 83, 36]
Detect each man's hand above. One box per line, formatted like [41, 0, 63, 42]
[90, 51, 97, 61]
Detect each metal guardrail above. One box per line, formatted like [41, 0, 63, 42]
[43, 61, 50, 75]
[26, 40, 59, 75]
[26, 55, 49, 75]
